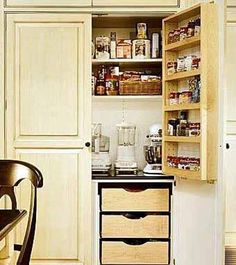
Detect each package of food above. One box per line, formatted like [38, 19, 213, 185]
[151, 33, 160, 58]
[168, 31, 174, 44]
[169, 92, 180, 105]
[179, 91, 192, 104]
[136, 23, 148, 39]
[95, 36, 110, 60]
[177, 57, 186, 72]
[116, 39, 132, 59]
[132, 39, 151, 59]
[189, 122, 201, 137]
[167, 61, 177, 75]
[180, 27, 188, 41]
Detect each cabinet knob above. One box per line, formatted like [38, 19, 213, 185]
[226, 143, 230, 149]
[85, 142, 91, 147]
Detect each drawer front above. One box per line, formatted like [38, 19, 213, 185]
[102, 214, 169, 238]
[6, 0, 91, 6]
[101, 188, 169, 212]
[93, 0, 179, 7]
[102, 241, 169, 264]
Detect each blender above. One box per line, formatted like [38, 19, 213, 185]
[143, 124, 162, 175]
[92, 123, 111, 175]
[115, 122, 138, 175]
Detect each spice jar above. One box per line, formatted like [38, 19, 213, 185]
[187, 20, 195, 38]
[168, 118, 179, 136]
[189, 122, 201, 136]
[177, 57, 186, 72]
[174, 29, 180, 42]
[179, 91, 192, 104]
[167, 61, 177, 75]
[169, 92, 180, 105]
[168, 31, 174, 44]
[194, 17, 201, 36]
[180, 27, 188, 41]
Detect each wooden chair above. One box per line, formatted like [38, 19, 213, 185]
[0, 160, 43, 265]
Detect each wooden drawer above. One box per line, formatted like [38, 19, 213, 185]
[102, 241, 169, 264]
[102, 214, 169, 238]
[101, 188, 169, 212]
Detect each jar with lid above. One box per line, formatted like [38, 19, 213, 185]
[187, 20, 195, 38]
[168, 31, 174, 44]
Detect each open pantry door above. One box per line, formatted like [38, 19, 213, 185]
[162, 2, 225, 265]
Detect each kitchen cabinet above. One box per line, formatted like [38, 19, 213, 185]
[162, 3, 218, 181]
[5, 13, 91, 264]
[228, 0, 236, 7]
[6, 0, 91, 7]
[93, 0, 179, 7]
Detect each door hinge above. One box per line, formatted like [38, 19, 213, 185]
[173, 258, 176, 265]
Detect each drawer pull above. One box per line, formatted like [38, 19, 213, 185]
[124, 188, 147, 193]
[123, 239, 149, 245]
[122, 213, 147, 219]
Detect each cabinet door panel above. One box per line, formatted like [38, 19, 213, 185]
[228, 0, 236, 7]
[6, 14, 91, 149]
[17, 151, 80, 259]
[6, 0, 91, 7]
[93, 0, 179, 7]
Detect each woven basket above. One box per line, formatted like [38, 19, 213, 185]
[119, 80, 162, 95]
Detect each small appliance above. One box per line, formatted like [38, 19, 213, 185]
[143, 123, 162, 175]
[115, 122, 138, 175]
[92, 123, 111, 175]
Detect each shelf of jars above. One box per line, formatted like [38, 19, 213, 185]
[162, 3, 218, 182]
[92, 95, 162, 101]
[92, 58, 162, 65]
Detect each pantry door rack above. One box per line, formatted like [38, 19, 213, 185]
[162, 3, 218, 181]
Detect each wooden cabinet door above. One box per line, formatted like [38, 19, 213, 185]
[6, 0, 91, 7]
[6, 13, 91, 265]
[92, 0, 179, 7]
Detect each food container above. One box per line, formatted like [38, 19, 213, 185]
[168, 31, 174, 44]
[187, 20, 195, 38]
[194, 18, 201, 36]
[168, 118, 179, 136]
[136, 23, 148, 39]
[180, 27, 188, 41]
[167, 156, 200, 171]
[179, 91, 192, 104]
[174, 29, 180, 42]
[151, 32, 160, 58]
[167, 61, 177, 75]
[177, 57, 186, 72]
[117, 39, 132, 59]
[169, 92, 180, 105]
[189, 122, 201, 136]
[132, 39, 151, 59]
[95, 36, 110, 60]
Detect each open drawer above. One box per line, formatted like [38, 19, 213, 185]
[101, 240, 169, 264]
[101, 188, 169, 212]
[101, 213, 169, 238]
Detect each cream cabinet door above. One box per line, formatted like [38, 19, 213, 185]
[93, 0, 179, 7]
[6, 13, 91, 264]
[6, 0, 91, 7]
[228, 0, 236, 7]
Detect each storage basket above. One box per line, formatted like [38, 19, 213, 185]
[119, 80, 162, 95]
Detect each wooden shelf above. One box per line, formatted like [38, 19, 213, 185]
[165, 36, 200, 52]
[165, 69, 201, 81]
[163, 136, 201, 143]
[92, 58, 162, 65]
[92, 95, 162, 102]
[164, 103, 200, 111]
[163, 166, 201, 180]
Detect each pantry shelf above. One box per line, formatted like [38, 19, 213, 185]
[164, 103, 200, 111]
[165, 36, 200, 52]
[92, 58, 162, 65]
[163, 136, 201, 143]
[163, 166, 201, 180]
[165, 69, 201, 81]
[92, 95, 162, 102]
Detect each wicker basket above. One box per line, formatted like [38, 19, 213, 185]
[119, 80, 162, 95]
